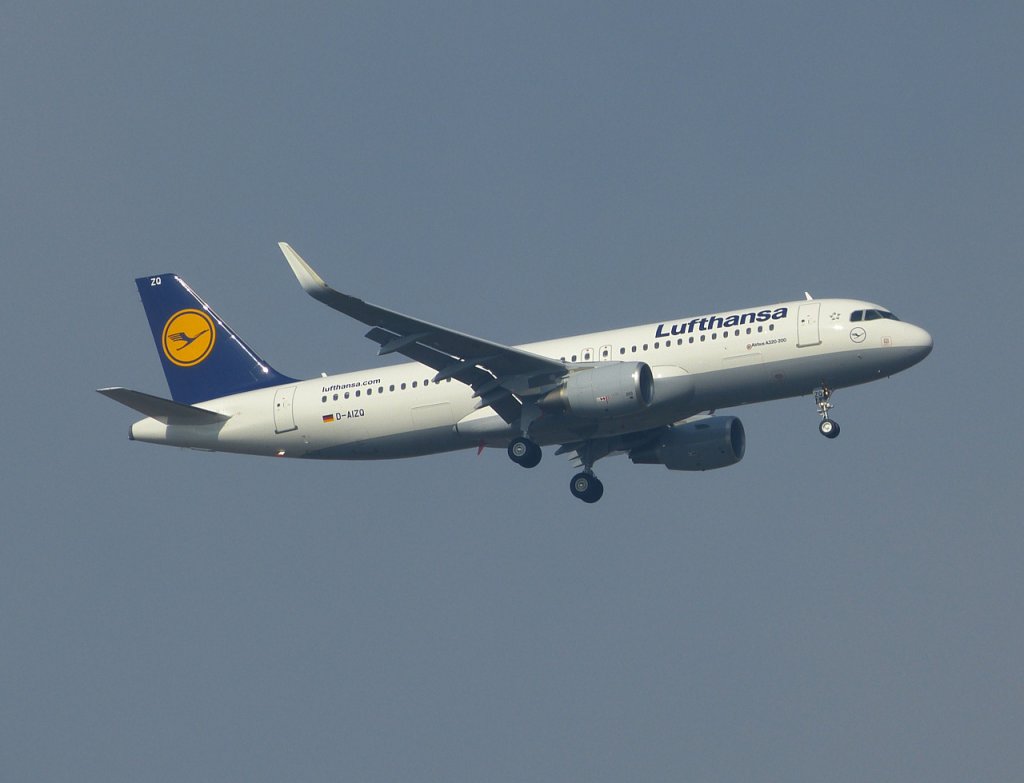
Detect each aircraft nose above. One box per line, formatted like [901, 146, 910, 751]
[908, 324, 933, 361]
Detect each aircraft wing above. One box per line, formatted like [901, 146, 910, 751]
[279, 243, 568, 422]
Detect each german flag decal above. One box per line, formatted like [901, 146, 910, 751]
[322, 414, 335, 423]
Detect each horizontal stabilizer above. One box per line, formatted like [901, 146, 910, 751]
[97, 387, 230, 424]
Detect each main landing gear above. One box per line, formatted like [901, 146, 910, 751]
[507, 436, 606, 503]
[815, 385, 840, 439]
[570, 471, 604, 504]
[507, 436, 542, 468]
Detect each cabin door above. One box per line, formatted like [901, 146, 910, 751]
[273, 386, 298, 433]
[797, 303, 821, 347]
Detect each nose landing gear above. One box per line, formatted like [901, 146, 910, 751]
[819, 418, 840, 438]
[815, 385, 840, 439]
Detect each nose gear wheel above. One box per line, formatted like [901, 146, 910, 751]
[815, 385, 840, 439]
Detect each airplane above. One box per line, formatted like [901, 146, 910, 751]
[99, 243, 933, 503]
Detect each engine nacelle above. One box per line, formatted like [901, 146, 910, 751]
[539, 362, 654, 418]
[629, 416, 745, 471]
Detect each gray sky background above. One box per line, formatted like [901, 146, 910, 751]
[3, 3, 1022, 781]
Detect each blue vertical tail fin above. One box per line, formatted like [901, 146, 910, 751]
[136, 274, 295, 404]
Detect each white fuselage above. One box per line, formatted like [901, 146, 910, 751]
[129, 298, 933, 459]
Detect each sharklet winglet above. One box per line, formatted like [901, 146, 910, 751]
[279, 242, 329, 294]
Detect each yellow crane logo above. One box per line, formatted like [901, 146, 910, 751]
[162, 309, 216, 367]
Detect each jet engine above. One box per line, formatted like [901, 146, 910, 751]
[538, 362, 654, 418]
[629, 416, 745, 471]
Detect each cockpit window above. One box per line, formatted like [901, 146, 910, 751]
[864, 309, 900, 321]
[854, 309, 900, 322]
